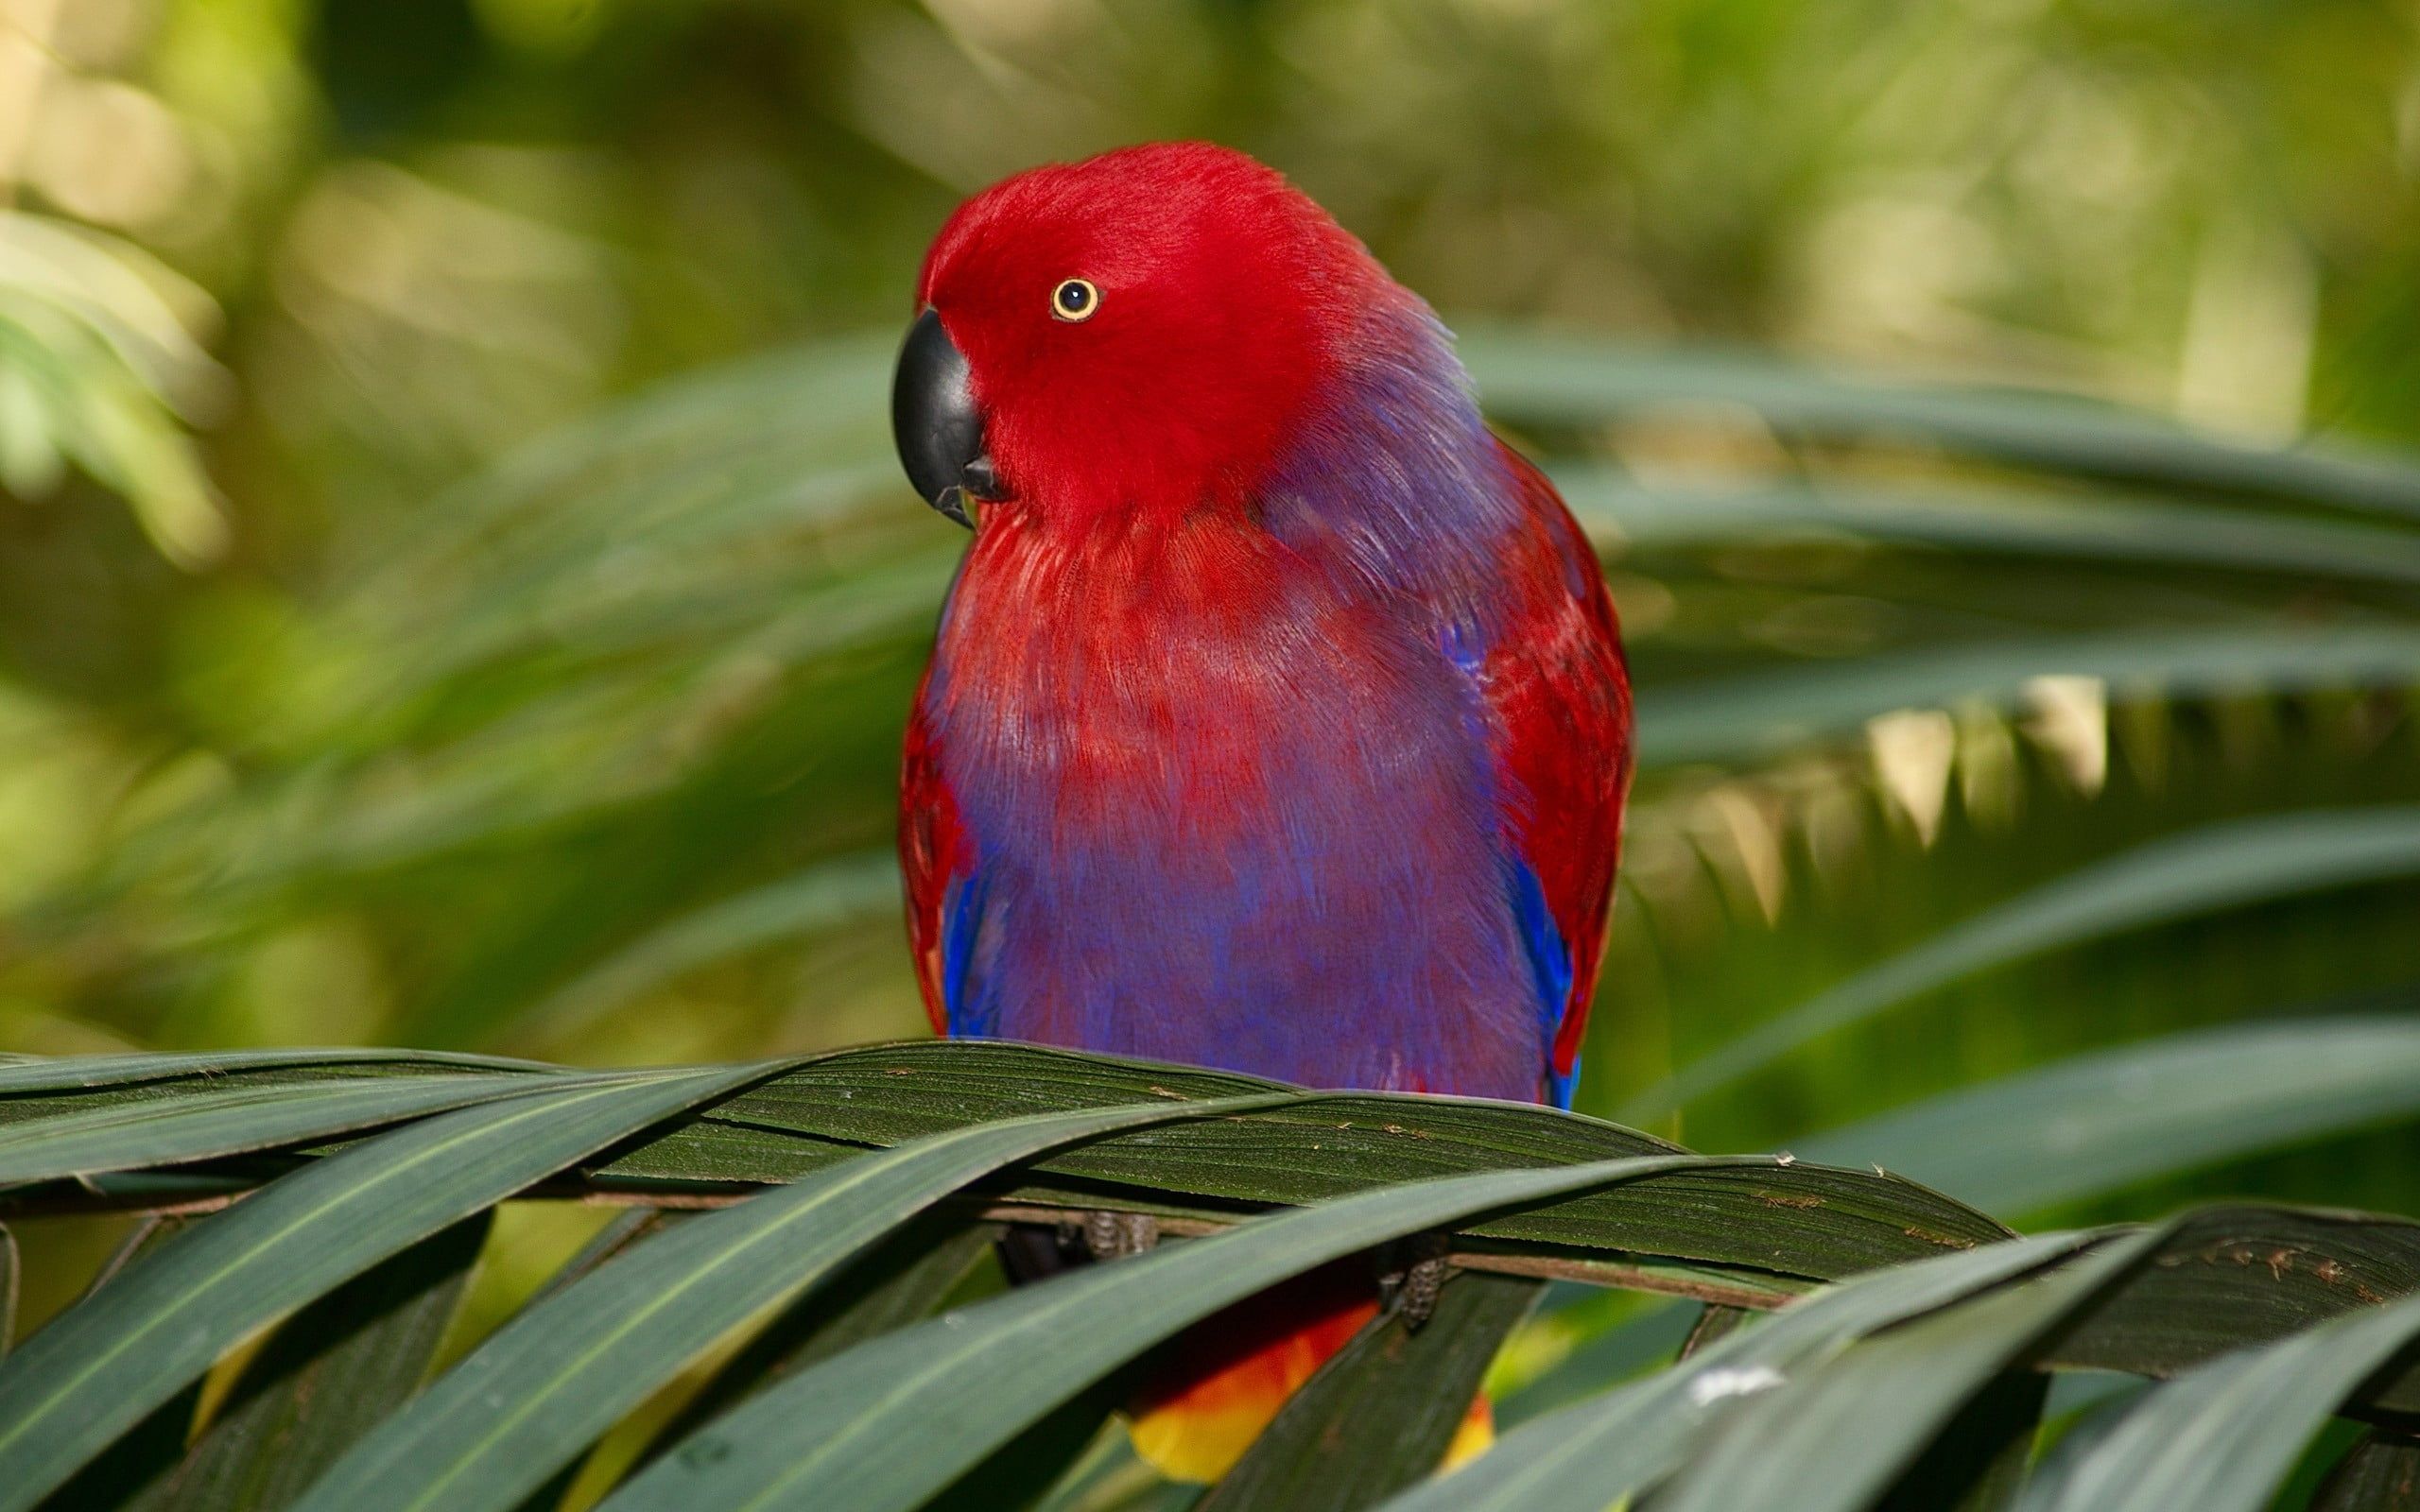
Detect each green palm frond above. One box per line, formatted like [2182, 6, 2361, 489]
[0, 212, 228, 566]
[3, 326, 2417, 1506]
[0, 1041, 2413, 1510]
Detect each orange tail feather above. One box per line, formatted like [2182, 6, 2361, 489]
[1124, 1264, 1495, 1483]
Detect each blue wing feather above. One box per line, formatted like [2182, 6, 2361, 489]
[1506, 858, 1578, 1108]
[941, 870, 998, 1038]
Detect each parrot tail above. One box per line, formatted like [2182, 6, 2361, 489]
[1123, 1262, 1495, 1484]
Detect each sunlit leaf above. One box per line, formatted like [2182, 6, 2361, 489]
[1636, 626, 2420, 767]
[1792, 1017, 2420, 1216]
[1461, 331, 2420, 519]
[1631, 809, 2420, 1119]
[1558, 470, 2420, 585]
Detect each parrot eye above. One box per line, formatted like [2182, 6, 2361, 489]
[1050, 278, 1099, 322]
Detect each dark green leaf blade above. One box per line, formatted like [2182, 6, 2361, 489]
[135, 1215, 492, 1512]
[615, 1040, 2011, 1282]
[1649, 1242, 2152, 1512]
[497, 1208, 690, 1512]
[1555, 470, 2420, 585]
[1196, 1270, 1538, 1512]
[33, 1218, 200, 1512]
[0, 1064, 774, 1512]
[0, 1051, 547, 1098]
[1369, 1232, 2090, 1512]
[634, 1214, 998, 1468]
[597, 1153, 1777, 1512]
[0, 1074, 573, 1187]
[0, 1039, 2024, 1321]
[2311, 1431, 2420, 1511]
[924, 1385, 1127, 1512]
[2022, 1292, 2420, 1512]
[289, 1093, 1302, 1512]
[2046, 1207, 2420, 1411]
[1876, 1370, 2045, 1512]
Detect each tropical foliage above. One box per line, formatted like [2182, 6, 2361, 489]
[6, 0, 2420, 1506]
[0, 1040, 2416, 1512]
[7, 200, 2420, 1512]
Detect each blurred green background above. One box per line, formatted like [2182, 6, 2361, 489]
[5, 0, 2420, 1242]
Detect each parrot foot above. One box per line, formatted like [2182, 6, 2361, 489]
[1082, 1210, 1160, 1262]
[1377, 1231, 1453, 1330]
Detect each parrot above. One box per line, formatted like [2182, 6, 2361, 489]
[890, 141, 1632, 1482]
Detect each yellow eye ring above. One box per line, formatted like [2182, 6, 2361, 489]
[1050, 278, 1099, 322]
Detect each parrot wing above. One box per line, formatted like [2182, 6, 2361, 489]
[900, 674, 969, 1037]
[901, 445, 1632, 1094]
[1473, 442, 1634, 1106]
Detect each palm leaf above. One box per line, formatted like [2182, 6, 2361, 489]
[1194, 1271, 1539, 1512]
[1630, 808, 2420, 1120]
[1648, 1237, 2163, 1512]
[0, 1074, 572, 1187]
[2018, 1292, 2420, 1512]
[595, 1152, 1757, 1512]
[630, 1214, 999, 1469]
[1792, 1018, 2420, 1217]
[0, 1044, 2415, 1508]
[0, 1064, 776, 1512]
[1635, 626, 2420, 767]
[1458, 330, 2420, 517]
[35, 1217, 203, 1512]
[1370, 1233, 2093, 1512]
[289, 1094, 1300, 1512]
[133, 1217, 491, 1511]
[1557, 470, 2420, 584]
[0, 1042, 2006, 1289]
[2310, 1432, 2420, 1511]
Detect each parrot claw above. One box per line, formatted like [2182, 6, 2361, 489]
[1082, 1210, 1160, 1262]
[1377, 1231, 1453, 1330]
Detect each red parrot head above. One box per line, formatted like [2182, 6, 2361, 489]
[892, 142, 1389, 525]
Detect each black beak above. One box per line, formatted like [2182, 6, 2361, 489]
[892, 307, 998, 529]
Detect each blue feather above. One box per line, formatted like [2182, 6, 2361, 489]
[940, 870, 997, 1038]
[1506, 859, 1578, 1108]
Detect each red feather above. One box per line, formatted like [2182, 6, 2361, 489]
[898, 669, 962, 1037]
[1480, 443, 1633, 1082]
[890, 141, 1632, 1479]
